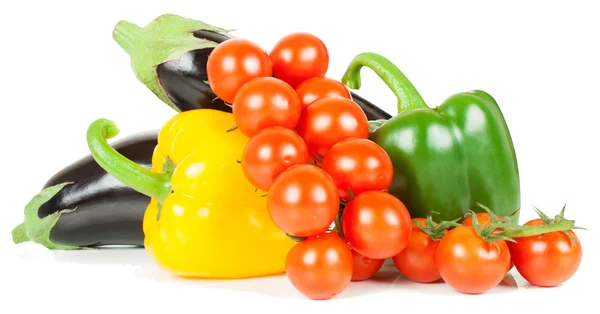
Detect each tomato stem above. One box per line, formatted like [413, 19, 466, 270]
[496, 219, 574, 238]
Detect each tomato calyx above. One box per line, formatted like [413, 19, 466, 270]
[286, 233, 307, 242]
[414, 212, 461, 241]
[466, 210, 516, 252]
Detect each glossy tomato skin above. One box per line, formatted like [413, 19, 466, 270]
[232, 77, 302, 138]
[207, 38, 272, 104]
[392, 218, 442, 283]
[511, 219, 582, 287]
[286, 233, 353, 300]
[269, 32, 329, 88]
[436, 226, 511, 294]
[242, 127, 309, 191]
[462, 213, 515, 273]
[295, 77, 351, 111]
[350, 249, 385, 281]
[297, 96, 369, 158]
[342, 191, 412, 259]
[267, 164, 340, 237]
[322, 138, 394, 201]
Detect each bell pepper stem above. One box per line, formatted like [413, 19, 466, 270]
[341, 52, 429, 113]
[86, 118, 171, 204]
[113, 20, 143, 55]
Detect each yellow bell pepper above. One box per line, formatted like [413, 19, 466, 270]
[86, 109, 296, 279]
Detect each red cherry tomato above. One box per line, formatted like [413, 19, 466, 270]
[510, 218, 582, 287]
[295, 77, 351, 111]
[207, 38, 272, 104]
[350, 249, 385, 281]
[462, 213, 515, 273]
[436, 226, 511, 294]
[322, 138, 394, 201]
[286, 233, 353, 300]
[241, 127, 309, 191]
[392, 218, 442, 283]
[269, 32, 329, 88]
[296, 96, 369, 158]
[341, 191, 412, 259]
[267, 164, 340, 237]
[232, 77, 302, 137]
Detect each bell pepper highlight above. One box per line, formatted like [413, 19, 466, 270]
[86, 109, 296, 279]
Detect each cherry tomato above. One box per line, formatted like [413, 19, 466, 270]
[241, 127, 309, 191]
[436, 226, 511, 294]
[267, 164, 340, 237]
[207, 38, 272, 104]
[341, 191, 412, 259]
[462, 212, 515, 273]
[232, 77, 302, 137]
[295, 77, 351, 111]
[286, 233, 353, 300]
[269, 32, 329, 88]
[350, 249, 385, 281]
[510, 219, 582, 287]
[296, 96, 369, 158]
[392, 218, 442, 283]
[322, 138, 394, 201]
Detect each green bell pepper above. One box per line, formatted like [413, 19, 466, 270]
[341, 52, 520, 223]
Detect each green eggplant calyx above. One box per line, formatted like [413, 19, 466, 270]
[341, 52, 429, 114]
[86, 118, 172, 204]
[11, 182, 82, 250]
[368, 119, 387, 132]
[112, 14, 231, 112]
[413, 212, 461, 241]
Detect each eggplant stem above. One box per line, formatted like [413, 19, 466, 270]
[113, 20, 143, 55]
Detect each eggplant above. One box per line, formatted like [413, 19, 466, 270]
[12, 14, 392, 250]
[11, 131, 157, 249]
[113, 14, 393, 120]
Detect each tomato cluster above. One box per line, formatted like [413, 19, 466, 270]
[207, 32, 411, 300]
[206, 32, 583, 300]
[394, 210, 583, 295]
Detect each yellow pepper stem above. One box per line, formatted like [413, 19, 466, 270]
[86, 118, 171, 203]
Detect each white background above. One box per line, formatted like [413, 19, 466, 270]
[1, 0, 598, 313]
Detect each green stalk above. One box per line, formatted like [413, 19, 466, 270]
[112, 20, 144, 55]
[498, 219, 575, 238]
[86, 119, 171, 203]
[341, 52, 429, 113]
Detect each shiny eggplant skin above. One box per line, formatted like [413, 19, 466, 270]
[156, 30, 392, 121]
[38, 131, 157, 247]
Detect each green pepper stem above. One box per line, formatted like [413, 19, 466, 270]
[113, 20, 143, 55]
[498, 219, 575, 238]
[86, 119, 171, 203]
[341, 52, 429, 113]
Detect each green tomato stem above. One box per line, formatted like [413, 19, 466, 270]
[497, 219, 575, 238]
